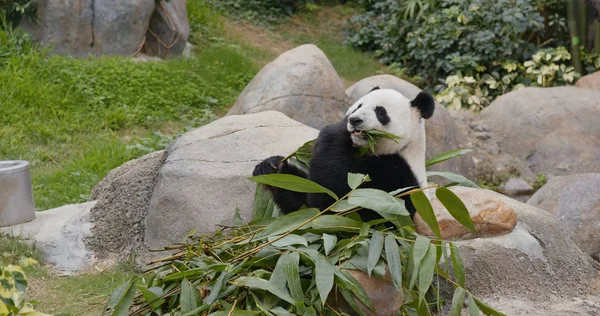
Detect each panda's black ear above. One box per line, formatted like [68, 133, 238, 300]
[411, 91, 435, 119]
[369, 86, 380, 92]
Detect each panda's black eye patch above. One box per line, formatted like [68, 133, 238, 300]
[374, 106, 390, 125]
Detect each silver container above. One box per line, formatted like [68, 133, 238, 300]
[0, 161, 35, 227]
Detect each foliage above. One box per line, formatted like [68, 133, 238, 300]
[345, 0, 569, 89]
[187, 0, 224, 46]
[436, 46, 579, 110]
[0, 23, 257, 210]
[0, 0, 36, 26]
[0, 234, 43, 267]
[0, 264, 48, 315]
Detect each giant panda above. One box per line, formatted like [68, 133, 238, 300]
[252, 87, 435, 221]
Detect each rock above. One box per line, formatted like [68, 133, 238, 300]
[328, 269, 403, 316]
[345, 75, 475, 179]
[144, 111, 319, 249]
[87, 151, 166, 257]
[415, 187, 517, 240]
[498, 178, 534, 196]
[475, 295, 600, 316]
[227, 44, 348, 129]
[437, 187, 597, 300]
[481, 87, 600, 176]
[527, 173, 600, 259]
[92, 0, 156, 56]
[144, 0, 190, 58]
[575, 71, 600, 91]
[0, 201, 96, 273]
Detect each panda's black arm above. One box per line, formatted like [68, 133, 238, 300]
[252, 156, 308, 214]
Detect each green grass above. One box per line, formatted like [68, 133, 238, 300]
[0, 233, 44, 266]
[1, 17, 258, 210]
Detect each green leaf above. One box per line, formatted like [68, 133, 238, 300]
[473, 296, 505, 316]
[449, 243, 466, 287]
[233, 207, 244, 226]
[270, 253, 288, 290]
[384, 235, 402, 291]
[294, 140, 315, 166]
[427, 171, 479, 188]
[364, 129, 402, 142]
[181, 279, 199, 313]
[468, 294, 481, 316]
[249, 174, 338, 200]
[163, 264, 228, 281]
[348, 188, 410, 216]
[418, 244, 437, 304]
[411, 190, 441, 238]
[105, 277, 137, 316]
[409, 235, 431, 290]
[323, 234, 337, 256]
[450, 287, 466, 316]
[312, 215, 363, 231]
[137, 285, 165, 311]
[298, 249, 334, 306]
[270, 306, 296, 316]
[425, 149, 472, 167]
[204, 272, 230, 306]
[389, 186, 417, 196]
[436, 187, 476, 233]
[348, 173, 371, 190]
[269, 234, 308, 248]
[235, 277, 295, 304]
[367, 231, 384, 277]
[254, 208, 319, 240]
[208, 311, 261, 316]
[181, 306, 210, 316]
[330, 199, 356, 213]
[253, 184, 275, 220]
[281, 252, 304, 303]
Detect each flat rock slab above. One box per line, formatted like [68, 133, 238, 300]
[0, 201, 96, 272]
[145, 111, 319, 250]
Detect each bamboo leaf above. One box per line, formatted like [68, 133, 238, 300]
[270, 253, 289, 290]
[450, 243, 466, 287]
[253, 184, 275, 220]
[297, 249, 334, 306]
[208, 311, 261, 316]
[468, 294, 481, 316]
[235, 277, 295, 304]
[409, 236, 430, 290]
[330, 199, 356, 213]
[418, 244, 437, 304]
[204, 272, 230, 306]
[436, 187, 476, 233]
[427, 171, 479, 188]
[334, 269, 375, 312]
[384, 235, 402, 291]
[105, 277, 137, 316]
[323, 234, 337, 256]
[348, 173, 371, 190]
[269, 234, 308, 248]
[450, 287, 466, 316]
[348, 189, 410, 216]
[312, 215, 363, 231]
[294, 140, 315, 166]
[282, 252, 304, 303]
[425, 149, 472, 167]
[255, 208, 319, 240]
[411, 191, 441, 238]
[180, 279, 199, 314]
[233, 207, 244, 227]
[163, 264, 228, 281]
[367, 231, 384, 277]
[249, 174, 338, 200]
[473, 296, 506, 316]
[137, 285, 165, 311]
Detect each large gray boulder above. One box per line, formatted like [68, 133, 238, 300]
[527, 173, 600, 260]
[227, 44, 348, 129]
[145, 111, 319, 250]
[87, 151, 166, 257]
[144, 0, 190, 58]
[481, 87, 600, 176]
[346, 75, 475, 179]
[442, 187, 598, 300]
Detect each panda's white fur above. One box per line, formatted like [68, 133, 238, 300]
[345, 89, 429, 189]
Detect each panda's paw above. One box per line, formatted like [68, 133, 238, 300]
[253, 156, 285, 176]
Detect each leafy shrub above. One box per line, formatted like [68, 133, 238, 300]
[345, 0, 566, 88]
[0, 0, 36, 26]
[436, 46, 579, 110]
[0, 264, 47, 315]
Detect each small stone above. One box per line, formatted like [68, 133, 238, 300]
[498, 178, 534, 196]
[475, 132, 492, 140]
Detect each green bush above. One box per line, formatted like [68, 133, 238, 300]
[345, 0, 567, 88]
[0, 0, 36, 26]
[0, 264, 47, 315]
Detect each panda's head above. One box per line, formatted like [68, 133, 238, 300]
[345, 87, 435, 155]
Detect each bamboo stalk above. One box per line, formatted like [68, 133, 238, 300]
[568, 0, 583, 73]
[577, 0, 588, 49]
[594, 20, 600, 54]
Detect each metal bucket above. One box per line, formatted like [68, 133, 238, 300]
[0, 161, 35, 227]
